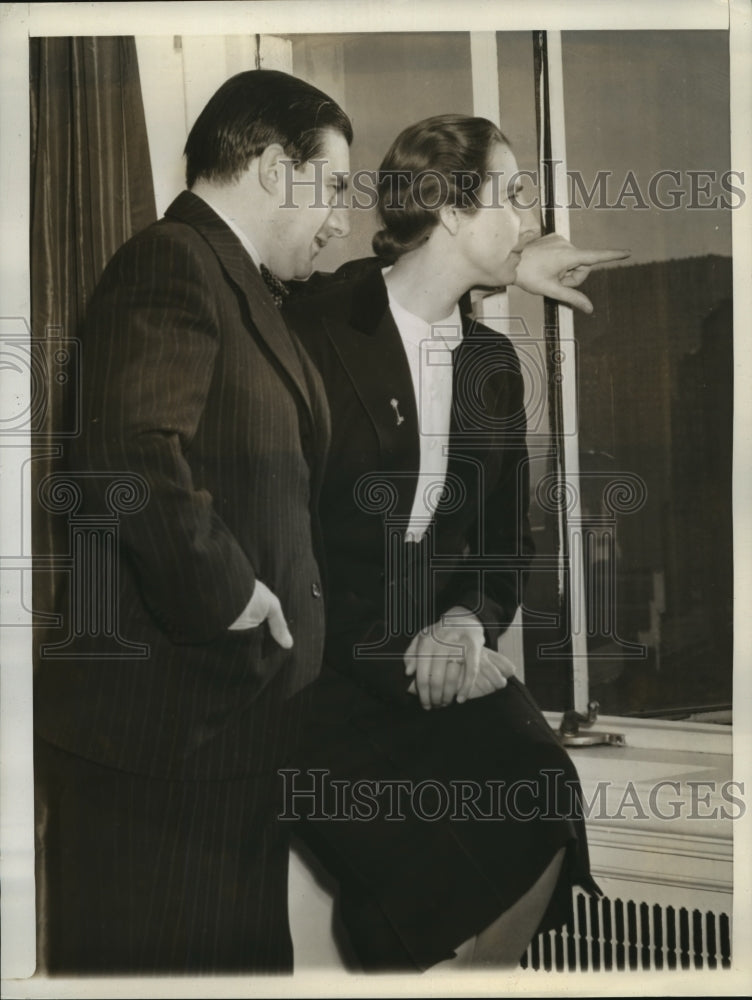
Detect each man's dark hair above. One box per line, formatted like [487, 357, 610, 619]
[184, 69, 353, 188]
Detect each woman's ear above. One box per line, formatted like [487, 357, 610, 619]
[438, 204, 461, 236]
[257, 143, 287, 195]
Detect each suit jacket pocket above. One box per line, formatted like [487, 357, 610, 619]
[215, 621, 268, 667]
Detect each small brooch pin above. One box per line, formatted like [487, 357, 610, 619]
[390, 398, 405, 426]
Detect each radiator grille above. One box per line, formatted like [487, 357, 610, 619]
[521, 890, 732, 971]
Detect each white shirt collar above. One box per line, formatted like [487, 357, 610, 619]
[383, 268, 462, 351]
[194, 193, 262, 271]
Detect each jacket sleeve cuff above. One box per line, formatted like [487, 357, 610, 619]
[441, 589, 518, 651]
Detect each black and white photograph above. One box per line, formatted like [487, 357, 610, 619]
[1, 1, 750, 996]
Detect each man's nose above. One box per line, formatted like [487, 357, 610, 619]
[327, 206, 350, 239]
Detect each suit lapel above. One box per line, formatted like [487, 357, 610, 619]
[323, 267, 503, 528]
[164, 191, 314, 420]
[448, 313, 500, 447]
[436, 315, 510, 545]
[323, 265, 420, 517]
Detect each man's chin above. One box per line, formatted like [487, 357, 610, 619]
[292, 261, 316, 282]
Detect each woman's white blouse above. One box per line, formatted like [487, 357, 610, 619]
[384, 273, 463, 542]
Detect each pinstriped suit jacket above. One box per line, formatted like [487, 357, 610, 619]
[35, 191, 330, 779]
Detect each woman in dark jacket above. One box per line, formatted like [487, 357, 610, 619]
[283, 114, 622, 971]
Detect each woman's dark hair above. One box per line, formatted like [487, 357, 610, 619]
[373, 114, 508, 262]
[184, 69, 353, 188]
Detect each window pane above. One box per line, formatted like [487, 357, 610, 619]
[291, 32, 474, 271]
[494, 34, 575, 710]
[561, 31, 733, 716]
[288, 29, 734, 719]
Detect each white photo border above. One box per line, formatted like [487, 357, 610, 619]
[1, 1, 750, 997]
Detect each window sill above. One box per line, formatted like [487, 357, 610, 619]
[544, 712, 735, 908]
[543, 711, 732, 756]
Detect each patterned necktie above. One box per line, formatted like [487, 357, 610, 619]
[260, 263, 290, 309]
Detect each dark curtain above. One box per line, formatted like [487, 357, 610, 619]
[30, 37, 157, 621]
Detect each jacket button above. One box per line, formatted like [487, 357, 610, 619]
[311, 582, 322, 598]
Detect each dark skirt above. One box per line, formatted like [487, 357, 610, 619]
[285, 664, 599, 971]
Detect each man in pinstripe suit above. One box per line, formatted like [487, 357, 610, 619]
[34, 70, 351, 974]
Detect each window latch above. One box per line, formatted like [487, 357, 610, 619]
[557, 701, 626, 747]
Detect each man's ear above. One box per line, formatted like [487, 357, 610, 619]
[438, 204, 461, 236]
[257, 143, 289, 195]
